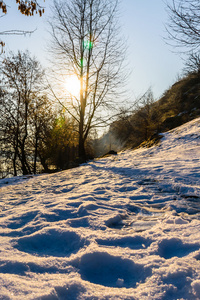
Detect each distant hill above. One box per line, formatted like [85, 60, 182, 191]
[94, 71, 200, 156]
[157, 71, 200, 132]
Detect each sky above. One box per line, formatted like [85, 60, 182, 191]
[1, 0, 184, 100]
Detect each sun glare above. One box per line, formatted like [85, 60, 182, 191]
[65, 75, 80, 97]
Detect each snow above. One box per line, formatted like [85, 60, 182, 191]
[0, 117, 200, 299]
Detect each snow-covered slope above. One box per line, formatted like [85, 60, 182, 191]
[1, 117, 200, 299]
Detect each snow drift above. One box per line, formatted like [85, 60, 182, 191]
[0, 117, 200, 299]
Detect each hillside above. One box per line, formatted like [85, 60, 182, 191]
[0, 117, 200, 299]
[158, 72, 200, 131]
[106, 71, 200, 153]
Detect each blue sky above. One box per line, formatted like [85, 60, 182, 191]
[1, 0, 184, 99]
[121, 0, 184, 99]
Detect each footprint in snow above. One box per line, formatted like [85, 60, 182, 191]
[14, 228, 87, 257]
[157, 238, 200, 259]
[78, 251, 151, 288]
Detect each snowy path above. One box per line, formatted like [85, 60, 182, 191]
[0, 118, 200, 299]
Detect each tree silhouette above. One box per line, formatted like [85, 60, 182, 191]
[49, 0, 126, 162]
[0, 51, 50, 176]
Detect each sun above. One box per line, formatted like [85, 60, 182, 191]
[65, 75, 80, 97]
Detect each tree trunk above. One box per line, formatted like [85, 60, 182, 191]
[21, 150, 29, 175]
[13, 157, 17, 177]
[78, 119, 86, 162]
[33, 135, 38, 174]
[21, 101, 30, 175]
[13, 126, 19, 176]
[13, 143, 18, 177]
[79, 63, 86, 162]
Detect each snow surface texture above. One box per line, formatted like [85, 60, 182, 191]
[1, 117, 200, 299]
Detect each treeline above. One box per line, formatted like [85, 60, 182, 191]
[110, 68, 200, 150]
[1, 52, 200, 178]
[0, 51, 80, 178]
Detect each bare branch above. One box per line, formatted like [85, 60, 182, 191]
[48, 0, 127, 160]
[166, 0, 200, 52]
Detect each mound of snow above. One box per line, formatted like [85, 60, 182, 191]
[0, 117, 200, 299]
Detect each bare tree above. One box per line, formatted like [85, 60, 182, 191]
[28, 94, 54, 174]
[166, 0, 200, 52]
[184, 52, 200, 74]
[49, 0, 126, 161]
[0, 51, 48, 175]
[111, 88, 163, 149]
[134, 89, 156, 141]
